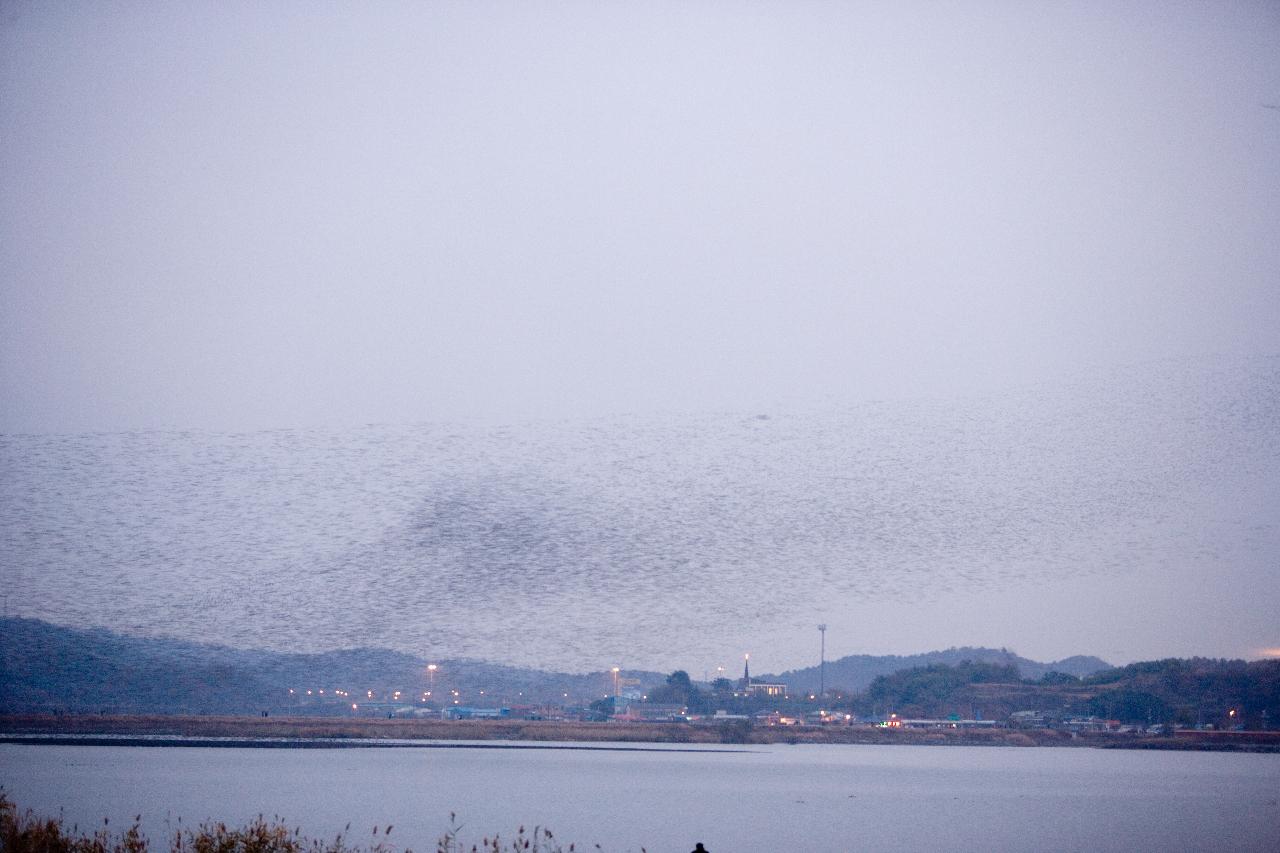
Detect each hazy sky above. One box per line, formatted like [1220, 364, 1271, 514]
[2, 2, 1278, 672]
[3, 1, 1277, 432]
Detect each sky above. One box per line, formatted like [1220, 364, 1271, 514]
[1, 1, 1278, 672]
[3, 1, 1277, 432]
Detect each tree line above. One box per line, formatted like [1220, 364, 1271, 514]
[614, 659, 1280, 728]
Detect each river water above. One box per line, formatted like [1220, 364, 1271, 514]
[2, 741, 1278, 852]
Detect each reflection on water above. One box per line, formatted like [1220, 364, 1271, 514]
[2, 742, 1278, 853]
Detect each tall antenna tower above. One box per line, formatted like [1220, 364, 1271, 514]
[818, 624, 827, 700]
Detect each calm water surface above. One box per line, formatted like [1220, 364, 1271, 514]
[3, 742, 1278, 852]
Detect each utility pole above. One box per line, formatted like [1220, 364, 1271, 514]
[818, 624, 827, 701]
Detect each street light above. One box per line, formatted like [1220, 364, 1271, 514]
[427, 664, 437, 692]
[612, 667, 620, 700]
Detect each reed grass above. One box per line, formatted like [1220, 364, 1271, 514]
[0, 793, 606, 853]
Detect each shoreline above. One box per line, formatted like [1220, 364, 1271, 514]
[0, 734, 745, 752]
[3, 714, 1278, 752]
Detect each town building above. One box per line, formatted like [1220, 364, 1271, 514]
[737, 653, 788, 698]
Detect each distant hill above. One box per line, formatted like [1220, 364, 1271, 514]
[5, 619, 1272, 728]
[765, 646, 1112, 694]
[0, 618, 662, 714]
[848, 657, 1280, 728]
[1, 619, 1115, 716]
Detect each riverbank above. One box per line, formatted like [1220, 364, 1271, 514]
[4, 714, 1278, 751]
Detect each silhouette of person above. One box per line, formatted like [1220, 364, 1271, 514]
[690, 844, 710, 853]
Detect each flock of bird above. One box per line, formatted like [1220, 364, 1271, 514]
[2, 355, 1275, 671]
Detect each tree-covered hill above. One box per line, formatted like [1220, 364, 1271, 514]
[770, 646, 1111, 694]
[847, 657, 1280, 727]
[4, 618, 1275, 727]
[0, 618, 661, 713]
[1082, 658, 1280, 729]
